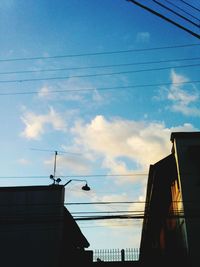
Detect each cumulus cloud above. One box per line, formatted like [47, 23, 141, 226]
[165, 70, 200, 116]
[58, 114, 197, 236]
[21, 107, 67, 139]
[71, 115, 196, 176]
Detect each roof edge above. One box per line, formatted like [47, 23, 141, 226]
[170, 131, 200, 142]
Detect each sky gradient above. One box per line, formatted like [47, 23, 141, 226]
[0, 0, 200, 250]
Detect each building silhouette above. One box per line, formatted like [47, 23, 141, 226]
[0, 184, 92, 267]
[139, 132, 200, 267]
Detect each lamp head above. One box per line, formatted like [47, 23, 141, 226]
[82, 183, 91, 191]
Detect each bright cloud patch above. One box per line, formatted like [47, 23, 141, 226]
[71, 115, 196, 174]
[21, 107, 67, 139]
[167, 70, 200, 116]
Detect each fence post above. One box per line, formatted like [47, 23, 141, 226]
[121, 249, 125, 262]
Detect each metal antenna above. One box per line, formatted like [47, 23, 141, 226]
[30, 147, 82, 185]
[53, 151, 58, 178]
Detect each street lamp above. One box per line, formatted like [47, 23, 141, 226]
[64, 179, 91, 191]
[49, 175, 91, 191]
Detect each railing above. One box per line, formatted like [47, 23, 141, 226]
[93, 248, 139, 262]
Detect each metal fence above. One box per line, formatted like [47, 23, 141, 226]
[93, 248, 139, 262]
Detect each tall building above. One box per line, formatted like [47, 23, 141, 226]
[139, 132, 200, 267]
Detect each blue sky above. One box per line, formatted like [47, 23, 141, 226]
[0, 0, 200, 251]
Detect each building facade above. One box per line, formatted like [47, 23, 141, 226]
[139, 132, 200, 267]
[0, 185, 92, 267]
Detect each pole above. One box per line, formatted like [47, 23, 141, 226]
[53, 151, 58, 178]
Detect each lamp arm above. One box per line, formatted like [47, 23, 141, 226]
[63, 179, 72, 186]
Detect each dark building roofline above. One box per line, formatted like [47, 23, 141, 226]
[170, 131, 200, 142]
[63, 207, 90, 248]
[0, 184, 63, 192]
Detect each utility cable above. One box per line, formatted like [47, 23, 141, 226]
[0, 43, 199, 62]
[179, 0, 200, 13]
[163, 0, 200, 22]
[152, 0, 200, 28]
[1, 56, 200, 75]
[127, 0, 200, 39]
[0, 79, 199, 96]
[0, 173, 147, 178]
[0, 62, 199, 83]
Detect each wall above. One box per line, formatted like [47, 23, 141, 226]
[172, 132, 200, 265]
[0, 185, 65, 267]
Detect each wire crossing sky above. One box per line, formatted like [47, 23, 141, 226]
[127, 0, 200, 39]
[0, 0, 200, 250]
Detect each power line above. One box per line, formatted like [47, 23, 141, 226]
[152, 0, 200, 28]
[163, 0, 200, 22]
[1, 56, 200, 75]
[67, 201, 147, 205]
[0, 43, 199, 62]
[0, 201, 145, 208]
[80, 223, 137, 228]
[179, 0, 200, 13]
[71, 210, 146, 215]
[127, 0, 200, 39]
[0, 212, 196, 223]
[0, 200, 193, 207]
[0, 79, 199, 96]
[0, 62, 200, 83]
[74, 213, 191, 221]
[0, 173, 148, 178]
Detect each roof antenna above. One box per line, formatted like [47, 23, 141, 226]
[30, 147, 82, 185]
[53, 150, 58, 179]
[50, 151, 61, 185]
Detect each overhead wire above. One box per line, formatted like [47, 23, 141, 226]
[0, 43, 199, 62]
[178, 0, 200, 13]
[0, 79, 199, 96]
[0, 200, 190, 208]
[127, 0, 200, 39]
[163, 0, 200, 22]
[152, 0, 200, 28]
[0, 61, 199, 83]
[0, 55, 200, 75]
[0, 173, 147, 178]
[66, 201, 186, 205]
[0, 213, 188, 223]
[0, 200, 196, 223]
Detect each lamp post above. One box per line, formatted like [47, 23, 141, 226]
[64, 179, 91, 191]
[49, 174, 91, 191]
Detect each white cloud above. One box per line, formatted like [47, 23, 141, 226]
[165, 70, 200, 116]
[21, 107, 67, 139]
[61, 115, 197, 240]
[71, 115, 197, 177]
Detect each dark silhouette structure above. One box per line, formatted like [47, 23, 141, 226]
[0, 184, 92, 267]
[140, 132, 200, 267]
